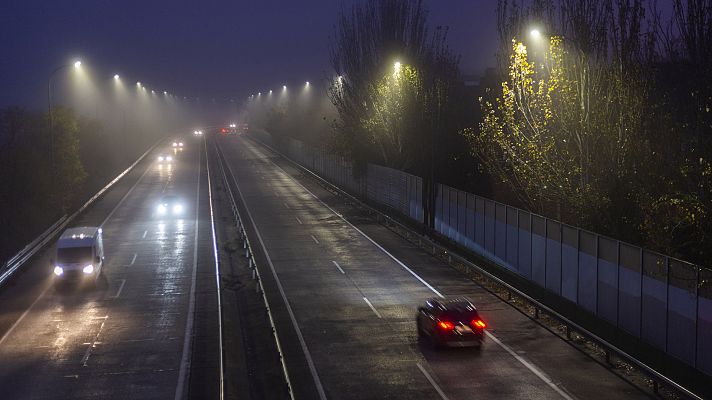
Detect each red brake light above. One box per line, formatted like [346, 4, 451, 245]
[221, 128, 226, 132]
[472, 319, 487, 329]
[438, 321, 454, 330]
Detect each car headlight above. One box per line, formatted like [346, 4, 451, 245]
[172, 142, 177, 147]
[173, 204, 183, 214]
[158, 156, 164, 161]
[53, 266, 63, 276]
[179, 142, 184, 146]
[158, 204, 167, 214]
[166, 156, 173, 161]
[83, 265, 94, 274]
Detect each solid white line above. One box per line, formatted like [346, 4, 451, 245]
[142, 230, 148, 239]
[244, 140, 443, 298]
[310, 234, 319, 244]
[485, 331, 574, 400]
[247, 139, 574, 400]
[363, 297, 382, 319]
[0, 284, 52, 347]
[82, 317, 107, 366]
[174, 138, 202, 400]
[295, 217, 303, 225]
[331, 260, 345, 274]
[223, 151, 328, 400]
[205, 137, 226, 399]
[130, 253, 137, 266]
[416, 363, 450, 400]
[112, 279, 126, 299]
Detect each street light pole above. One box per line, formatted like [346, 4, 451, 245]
[47, 60, 80, 208]
[48, 61, 81, 168]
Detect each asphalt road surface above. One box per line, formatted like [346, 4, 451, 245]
[0, 136, 218, 399]
[216, 134, 653, 400]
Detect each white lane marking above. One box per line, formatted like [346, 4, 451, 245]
[223, 153, 328, 400]
[248, 139, 575, 400]
[245, 140, 443, 298]
[174, 135, 202, 400]
[485, 331, 574, 400]
[100, 158, 154, 227]
[363, 297, 382, 319]
[130, 253, 137, 266]
[295, 216, 303, 225]
[416, 363, 451, 400]
[0, 284, 52, 347]
[81, 317, 107, 366]
[112, 279, 126, 299]
[310, 234, 319, 244]
[283, 202, 291, 210]
[331, 260, 345, 274]
[142, 230, 148, 239]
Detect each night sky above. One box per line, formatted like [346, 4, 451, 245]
[0, 0, 498, 109]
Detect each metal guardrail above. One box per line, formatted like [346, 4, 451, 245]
[249, 133, 705, 400]
[211, 139, 295, 400]
[0, 138, 163, 289]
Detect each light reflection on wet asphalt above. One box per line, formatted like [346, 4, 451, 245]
[0, 140, 204, 399]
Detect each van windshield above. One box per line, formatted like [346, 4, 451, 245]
[57, 247, 93, 263]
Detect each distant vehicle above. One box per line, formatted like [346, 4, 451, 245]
[156, 194, 185, 217]
[193, 130, 203, 136]
[220, 126, 238, 135]
[241, 123, 249, 133]
[53, 227, 105, 285]
[417, 297, 486, 348]
[157, 154, 173, 163]
[172, 140, 184, 148]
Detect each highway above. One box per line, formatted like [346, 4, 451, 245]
[216, 134, 654, 400]
[0, 136, 219, 399]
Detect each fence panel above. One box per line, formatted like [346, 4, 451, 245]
[435, 184, 443, 233]
[561, 225, 578, 303]
[698, 268, 712, 375]
[618, 243, 642, 337]
[457, 191, 467, 247]
[517, 210, 532, 279]
[495, 203, 507, 263]
[449, 187, 458, 242]
[641, 251, 668, 351]
[531, 215, 547, 287]
[579, 231, 598, 313]
[667, 259, 697, 366]
[506, 206, 518, 271]
[475, 197, 485, 250]
[598, 237, 619, 325]
[484, 200, 495, 255]
[466, 193, 476, 249]
[546, 219, 562, 295]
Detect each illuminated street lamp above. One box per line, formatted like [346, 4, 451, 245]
[114, 74, 120, 80]
[394, 61, 401, 72]
[74, 60, 82, 69]
[530, 29, 542, 40]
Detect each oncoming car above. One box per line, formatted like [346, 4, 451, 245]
[52, 227, 105, 286]
[156, 194, 185, 217]
[193, 130, 203, 136]
[157, 154, 173, 163]
[417, 297, 486, 348]
[172, 140, 184, 148]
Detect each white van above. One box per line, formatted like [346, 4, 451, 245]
[53, 227, 105, 284]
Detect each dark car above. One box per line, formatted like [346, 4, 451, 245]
[417, 297, 486, 348]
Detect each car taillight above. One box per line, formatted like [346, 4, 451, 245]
[438, 321, 454, 330]
[472, 319, 487, 329]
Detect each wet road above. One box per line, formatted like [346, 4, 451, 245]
[0, 136, 218, 399]
[217, 134, 653, 400]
